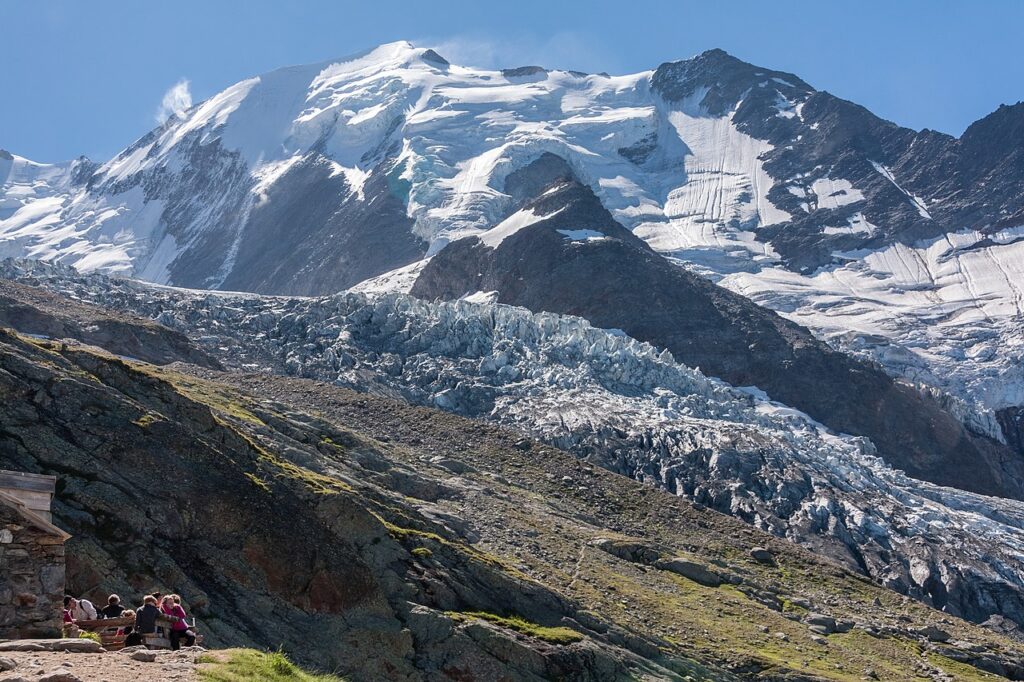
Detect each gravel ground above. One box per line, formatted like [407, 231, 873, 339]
[0, 646, 202, 682]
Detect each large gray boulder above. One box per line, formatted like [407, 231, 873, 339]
[654, 558, 723, 587]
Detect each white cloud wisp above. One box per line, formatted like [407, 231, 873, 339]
[155, 79, 193, 124]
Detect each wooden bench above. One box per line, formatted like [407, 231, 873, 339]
[76, 616, 134, 651]
[143, 632, 173, 650]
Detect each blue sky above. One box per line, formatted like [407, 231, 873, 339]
[4, 0, 1022, 162]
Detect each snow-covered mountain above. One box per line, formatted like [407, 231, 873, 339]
[3, 42, 1023, 486]
[10, 41, 1018, 288]
[6, 42, 1024, 485]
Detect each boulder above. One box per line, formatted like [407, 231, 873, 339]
[429, 457, 475, 475]
[915, 625, 952, 642]
[654, 558, 723, 587]
[0, 658, 14, 671]
[804, 613, 837, 634]
[0, 643, 44, 652]
[38, 674, 82, 682]
[590, 538, 661, 565]
[50, 639, 104, 654]
[129, 650, 158, 662]
[749, 547, 774, 564]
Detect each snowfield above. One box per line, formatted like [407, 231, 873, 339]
[716, 228, 1024, 439]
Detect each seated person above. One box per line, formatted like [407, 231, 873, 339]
[161, 595, 196, 650]
[122, 607, 142, 647]
[69, 594, 97, 621]
[61, 596, 79, 637]
[131, 595, 160, 643]
[101, 594, 125, 619]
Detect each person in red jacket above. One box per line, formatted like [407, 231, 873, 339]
[161, 595, 195, 650]
[61, 596, 79, 637]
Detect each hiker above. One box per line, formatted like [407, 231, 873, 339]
[61, 596, 79, 637]
[101, 594, 125, 618]
[131, 595, 160, 644]
[161, 595, 195, 650]
[118, 608, 138, 644]
[67, 594, 97, 621]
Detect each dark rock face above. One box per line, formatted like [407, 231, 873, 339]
[653, 48, 813, 119]
[999, 406, 1024, 455]
[87, 128, 426, 297]
[502, 66, 548, 79]
[215, 154, 426, 296]
[413, 175, 1024, 501]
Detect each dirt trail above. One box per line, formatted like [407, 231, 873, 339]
[0, 646, 202, 682]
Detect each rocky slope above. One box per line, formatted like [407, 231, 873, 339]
[0, 328, 674, 680]
[3, 323, 1024, 680]
[6, 260, 1024, 647]
[0, 278, 219, 369]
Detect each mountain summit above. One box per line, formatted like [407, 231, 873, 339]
[0, 42, 958, 289]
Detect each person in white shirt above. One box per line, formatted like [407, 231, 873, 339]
[68, 595, 97, 621]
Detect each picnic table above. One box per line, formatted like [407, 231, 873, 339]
[76, 613, 186, 650]
[75, 616, 136, 651]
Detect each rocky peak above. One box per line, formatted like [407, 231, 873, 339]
[419, 48, 450, 68]
[652, 48, 813, 114]
[501, 65, 548, 79]
[958, 101, 1024, 173]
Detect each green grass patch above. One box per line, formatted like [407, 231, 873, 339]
[780, 597, 808, 615]
[447, 611, 583, 645]
[133, 364, 265, 425]
[245, 472, 272, 492]
[927, 652, 1003, 681]
[78, 630, 101, 643]
[198, 649, 345, 682]
[132, 412, 162, 428]
[411, 547, 433, 558]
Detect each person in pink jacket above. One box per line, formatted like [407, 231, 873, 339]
[161, 595, 196, 650]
